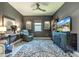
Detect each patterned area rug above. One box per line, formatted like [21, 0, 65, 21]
[11, 39, 69, 57]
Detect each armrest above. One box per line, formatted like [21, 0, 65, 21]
[0, 44, 5, 57]
[0, 40, 7, 56]
[29, 33, 33, 36]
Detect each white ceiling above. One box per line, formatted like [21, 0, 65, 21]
[8, 2, 64, 16]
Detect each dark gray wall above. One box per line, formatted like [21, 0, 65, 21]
[54, 2, 79, 51]
[23, 16, 52, 37]
[0, 2, 23, 28]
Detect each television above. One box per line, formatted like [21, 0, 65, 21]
[56, 16, 71, 32]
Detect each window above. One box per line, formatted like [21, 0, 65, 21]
[34, 23, 42, 32]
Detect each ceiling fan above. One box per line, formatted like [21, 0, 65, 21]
[32, 3, 48, 12]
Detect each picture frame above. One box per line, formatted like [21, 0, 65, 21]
[26, 21, 32, 30]
[44, 21, 50, 30]
[2, 16, 15, 30]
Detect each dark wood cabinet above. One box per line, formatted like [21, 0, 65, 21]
[67, 33, 77, 51]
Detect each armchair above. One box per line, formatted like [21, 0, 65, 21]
[20, 30, 33, 42]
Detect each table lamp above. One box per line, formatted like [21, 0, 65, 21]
[0, 26, 6, 35]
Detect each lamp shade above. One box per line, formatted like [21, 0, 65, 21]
[17, 28, 20, 31]
[0, 26, 6, 33]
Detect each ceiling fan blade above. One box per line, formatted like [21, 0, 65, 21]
[39, 8, 46, 12]
[33, 8, 46, 12]
[32, 2, 46, 12]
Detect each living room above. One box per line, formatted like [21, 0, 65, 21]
[0, 2, 79, 57]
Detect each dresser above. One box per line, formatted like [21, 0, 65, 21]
[52, 32, 67, 51]
[52, 32, 77, 52]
